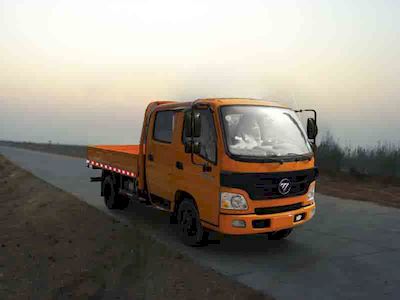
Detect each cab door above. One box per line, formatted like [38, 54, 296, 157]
[174, 108, 221, 226]
[146, 110, 176, 200]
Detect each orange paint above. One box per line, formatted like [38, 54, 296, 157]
[87, 98, 318, 235]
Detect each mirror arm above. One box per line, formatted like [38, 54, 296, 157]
[187, 139, 204, 168]
[190, 150, 204, 168]
[295, 109, 317, 124]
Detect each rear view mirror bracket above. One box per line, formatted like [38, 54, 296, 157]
[295, 109, 318, 144]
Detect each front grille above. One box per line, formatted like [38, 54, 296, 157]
[220, 167, 318, 200]
[255, 203, 303, 215]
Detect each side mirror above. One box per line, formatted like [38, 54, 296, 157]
[193, 141, 201, 154]
[184, 111, 192, 138]
[193, 112, 201, 138]
[307, 118, 318, 140]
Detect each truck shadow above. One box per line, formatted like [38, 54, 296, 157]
[110, 201, 319, 261]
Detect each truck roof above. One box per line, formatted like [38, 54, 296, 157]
[153, 98, 288, 111]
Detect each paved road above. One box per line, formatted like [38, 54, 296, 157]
[1, 145, 399, 300]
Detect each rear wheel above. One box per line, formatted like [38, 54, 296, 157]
[177, 199, 208, 246]
[103, 176, 129, 210]
[169, 212, 178, 224]
[268, 228, 293, 240]
[118, 196, 129, 210]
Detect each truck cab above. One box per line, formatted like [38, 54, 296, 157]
[87, 98, 318, 246]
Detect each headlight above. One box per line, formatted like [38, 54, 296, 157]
[307, 185, 315, 201]
[220, 192, 248, 210]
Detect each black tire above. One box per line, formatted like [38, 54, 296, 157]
[103, 176, 129, 210]
[268, 228, 293, 240]
[177, 199, 208, 246]
[118, 197, 129, 210]
[169, 212, 178, 224]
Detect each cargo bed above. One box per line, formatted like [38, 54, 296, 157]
[87, 145, 142, 177]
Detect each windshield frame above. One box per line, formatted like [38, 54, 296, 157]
[218, 104, 314, 163]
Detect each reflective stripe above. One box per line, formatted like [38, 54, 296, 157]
[86, 159, 136, 177]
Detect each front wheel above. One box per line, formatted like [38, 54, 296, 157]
[177, 200, 208, 246]
[268, 228, 293, 240]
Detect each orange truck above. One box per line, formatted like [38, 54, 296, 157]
[87, 98, 319, 246]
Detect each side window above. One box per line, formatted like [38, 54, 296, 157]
[153, 111, 175, 143]
[183, 109, 217, 163]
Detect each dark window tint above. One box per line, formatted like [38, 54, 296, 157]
[183, 109, 217, 163]
[153, 111, 175, 143]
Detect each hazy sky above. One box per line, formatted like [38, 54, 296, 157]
[1, 0, 399, 147]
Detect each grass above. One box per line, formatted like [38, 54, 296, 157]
[316, 131, 400, 180]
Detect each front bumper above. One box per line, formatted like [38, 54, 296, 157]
[217, 203, 316, 235]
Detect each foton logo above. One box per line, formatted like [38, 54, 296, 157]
[278, 178, 291, 195]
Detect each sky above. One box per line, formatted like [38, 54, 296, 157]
[0, 0, 399, 147]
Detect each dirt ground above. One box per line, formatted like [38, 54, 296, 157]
[0, 155, 269, 300]
[317, 171, 400, 209]
[1, 140, 399, 209]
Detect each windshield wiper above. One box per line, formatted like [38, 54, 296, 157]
[284, 153, 313, 161]
[264, 155, 286, 164]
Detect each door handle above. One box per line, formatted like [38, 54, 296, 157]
[176, 161, 183, 170]
[148, 154, 154, 161]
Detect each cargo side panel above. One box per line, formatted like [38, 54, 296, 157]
[87, 145, 139, 175]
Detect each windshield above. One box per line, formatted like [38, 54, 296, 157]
[220, 105, 312, 159]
